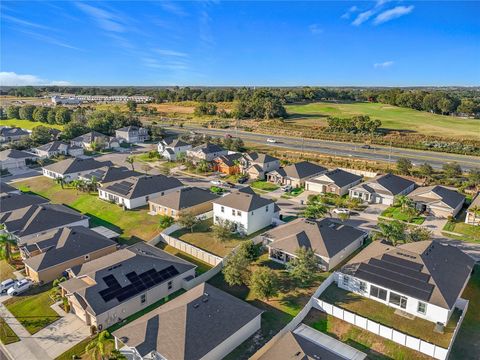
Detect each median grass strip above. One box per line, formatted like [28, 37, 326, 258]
[0, 318, 20, 345]
[4, 284, 60, 335]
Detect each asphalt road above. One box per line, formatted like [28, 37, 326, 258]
[166, 125, 480, 170]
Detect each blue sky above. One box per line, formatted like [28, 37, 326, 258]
[1, 1, 479, 86]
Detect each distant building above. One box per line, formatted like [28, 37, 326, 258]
[71, 131, 120, 150]
[51, 96, 82, 105]
[157, 138, 192, 161]
[115, 126, 149, 144]
[0, 126, 30, 143]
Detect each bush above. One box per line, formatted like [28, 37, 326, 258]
[159, 215, 174, 228]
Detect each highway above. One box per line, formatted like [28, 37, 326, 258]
[166, 125, 480, 170]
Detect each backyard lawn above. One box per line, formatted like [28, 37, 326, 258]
[0, 260, 15, 282]
[156, 243, 213, 274]
[251, 181, 279, 192]
[0, 118, 64, 130]
[0, 318, 20, 345]
[319, 284, 458, 348]
[13, 176, 163, 244]
[4, 283, 60, 334]
[381, 206, 425, 225]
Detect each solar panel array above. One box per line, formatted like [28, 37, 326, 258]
[106, 180, 133, 195]
[355, 253, 434, 301]
[99, 265, 179, 303]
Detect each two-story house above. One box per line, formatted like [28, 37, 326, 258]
[240, 152, 280, 180]
[115, 126, 149, 144]
[157, 138, 192, 161]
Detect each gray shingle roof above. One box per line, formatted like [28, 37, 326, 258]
[266, 218, 366, 258]
[149, 187, 218, 211]
[214, 152, 243, 166]
[0, 127, 29, 137]
[277, 161, 327, 180]
[0, 193, 49, 213]
[191, 143, 225, 154]
[35, 141, 68, 152]
[43, 158, 112, 175]
[22, 226, 117, 272]
[246, 152, 278, 164]
[72, 131, 108, 143]
[309, 169, 362, 188]
[112, 283, 263, 359]
[0, 149, 37, 160]
[163, 138, 190, 148]
[408, 185, 465, 210]
[374, 173, 415, 195]
[213, 187, 274, 212]
[81, 166, 140, 184]
[103, 175, 183, 199]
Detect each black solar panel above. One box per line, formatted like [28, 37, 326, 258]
[381, 254, 423, 271]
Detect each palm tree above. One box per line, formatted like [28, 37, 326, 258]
[469, 205, 480, 225]
[0, 234, 17, 264]
[374, 221, 406, 246]
[55, 177, 65, 189]
[126, 156, 135, 171]
[85, 330, 114, 360]
[303, 203, 328, 219]
[394, 195, 414, 210]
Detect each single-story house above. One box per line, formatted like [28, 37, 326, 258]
[42, 157, 113, 181]
[99, 175, 184, 209]
[71, 131, 120, 150]
[465, 192, 480, 226]
[254, 323, 367, 360]
[305, 168, 363, 196]
[112, 283, 263, 360]
[407, 185, 465, 218]
[157, 138, 192, 161]
[0, 149, 38, 171]
[186, 143, 228, 163]
[349, 173, 416, 205]
[115, 126, 149, 144]
[0, 192, 49, 214]
[213, 187, 279, 235]
[148, 187, 219, 219]
[60, 242, 196, 330]
[21, 226, 118, 283]
[267, 161, 327, 188]
[1, 203, 89, 243]
[79, 166, 141, 186]
[0, 127, 29, 143]
[213, 153, 243, 175]
[336, 240, 475, 325]
[240, 152, 280, 180]
[264, 218, 367, 271]
[33, 141, 84, 159]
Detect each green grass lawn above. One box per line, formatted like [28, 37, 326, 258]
[251, 181, 279, 192]
[0, 260, 16, 282]
[4, 283, 60, 334]
[156, 243, 213, 274]
[381, 206, 425, 225]
[285, 101, 480, 140]
[443, 217, 480, 243]
[0, 318, 20, 345]
[0, 118, 64, 130]
[319, 284, 458, 348]
[13, 177, 164, 244]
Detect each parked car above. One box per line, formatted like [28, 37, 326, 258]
[237, 176, 248, 184]
[332, 208, 350, 215]
[7, 279, 32, 296]
[225, 182, 236, 188]
[0, 279, 16, 294]
[210, 180, 223, 186]
[360, 144, 372, 149]
[282, 185, 293, 192]
[266, 138, 277, 143]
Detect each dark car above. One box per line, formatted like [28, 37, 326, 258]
[361, 144, 372, 149]
[225, 181, 236, 188]
[237, 176, 248, 184]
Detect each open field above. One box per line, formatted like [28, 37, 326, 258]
[285, 102, 480, 140]
[0, 118, 64, 130]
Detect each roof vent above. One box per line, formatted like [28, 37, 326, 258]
[295, 352, 302, 357]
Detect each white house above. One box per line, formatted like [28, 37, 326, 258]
[186, 143, 228, 163]
[115, 126, 149, 144]
[336, 241, 475, 325]
[0, 149, 38, 171]
[157, 138, 192, 161]
[240, 152, 280, 180]
[212, 187, 279, 235]
[305, 168, 363, 196]
[42, 158, 113, 181]
[34, 141, 84, 159]
[264, 218, 367, 271]
[99, 175, 184, 209]
[112, 283, 263, 360]
[349, 173, 416, 205]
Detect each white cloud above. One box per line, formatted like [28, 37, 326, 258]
[19, 30, 81, 50]
[0, 72, 72, 86]
[155, 49, 188, 57]
[341, 5, 358, 19]
[352, 10, 375, 26]
[76, 2, 126, 33]
[309, 24, 323, 34]
[160, 1, 188, 17]
[374, 61, 394, 69]
[374, 5, 415, 25]
[2, 14, 52, 30]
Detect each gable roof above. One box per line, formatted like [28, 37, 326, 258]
[246, 152, 279, 164]
[61, 242, 195, 315]
[149, 187, 218, 211]
[72, 131, 108, 143]
[214, 152, 243, 167]
[162, 138, 190, 148]
[373, 173, 415, 196]
[266, 218, 366, 258]
[43, 158, 112, 175]
[213, 187, 274, 212]
[0, 193, 49, 213]
[0, 127, 29, 137]
[35, 141, 69, 153]
[309, 169, 362, 188]
[0, 149, 37, 160]
[277, 161, 327, 180]
[21, 226, 117, 272]
[341, 241, 475, 309]
[103, 175, 183, 199]
[112, 283, 263, 359]
[191, 143, 226, 154]
[81, 166, 140, 184]
[408, 185, 465, 209]
[116, 126, 144, 132]
[468, 192, 480, 211]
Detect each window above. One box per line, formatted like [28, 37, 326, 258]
[343, 275, 349, 286]
[232, 209, 235, 216]
[417, 302, 427, 315]
[359, 281, 367, 292]
[370, 285, 387, 301]
[171, 210, 176, 216]
[145, 196, 149, 201]
[265, 206, 269, 212]
[168, 281, 173, 290]
[221, 206, 224, 213]
[140, 294, 146, 304]
[389, 292, 407, 309]
[237, 210, 241, 216]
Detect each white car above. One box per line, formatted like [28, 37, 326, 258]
[0, 279, 16, 294]
[332, 208, 350, 215]
[7, 279, 32, 296]
[266, 138, 277, 143]
[282, 185, 292, 192]
[210, 180, 223, 186]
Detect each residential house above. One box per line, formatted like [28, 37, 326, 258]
[99, 175, 184, 209]
[33, 141, 84, 159]
[186, 143, 228, 163]
[80, 166, 141, 186]
[349, 173, 416, 205]
[0, 149, 38, 171]
[267, 161, 327, 188]
[264, 218, 367, 271]
[336, 241, 474, 325]
[0, 127, 29, 143]
[213, 153, 243, 175]
[213, 187, 279, 235]
[0, 192, 48, 214]
[305, 169, 363, 196]
[157, 138, 192, 161]
[60, 242, 196, 330]
[149, 187, 218, 219]
[254, 324, 367, 360]
[465, 192, 480, 226]
[115, 126, 149, 144]
[240, 152, 280, 180]
[112, 283, 262, 360]
[408, 185, 465, 218]
[0, 203, 89, 243]
[42, 157, 113, 181]
[71, 131, 120, 150]
[21, 226, 118, 283]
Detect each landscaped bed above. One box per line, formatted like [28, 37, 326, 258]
[319, 284, 459, 348]
[4, 283, 60, 335]
[381, 206, 425, 225]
